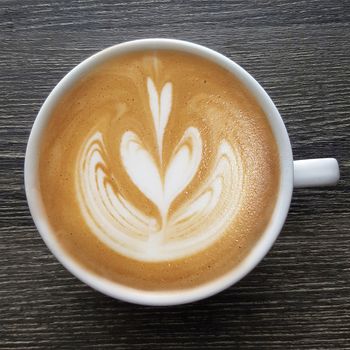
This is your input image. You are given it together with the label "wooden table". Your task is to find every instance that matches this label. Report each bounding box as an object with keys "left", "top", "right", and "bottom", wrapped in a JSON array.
[{"left": 1, "top": 1, "right": 349, "bottom": 348}]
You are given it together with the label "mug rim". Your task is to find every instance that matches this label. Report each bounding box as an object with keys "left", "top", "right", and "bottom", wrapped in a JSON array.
[{"left": 25, "top": 38, "right": 293, "bottom": 306}]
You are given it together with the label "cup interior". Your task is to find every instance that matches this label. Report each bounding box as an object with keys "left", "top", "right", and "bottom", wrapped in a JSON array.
[{"left": 25, "top": 39, "right": 294, "bottom": 305}]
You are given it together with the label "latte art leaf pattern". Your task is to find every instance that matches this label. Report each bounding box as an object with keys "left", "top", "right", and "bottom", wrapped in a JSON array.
[{"left": 76, "top": 78, "right": 244, "bottom": 261}]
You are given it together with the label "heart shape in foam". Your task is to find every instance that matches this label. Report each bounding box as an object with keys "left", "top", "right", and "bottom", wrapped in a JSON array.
[{"left": 120, "top": 127, "right": 202, "bottom": 221}]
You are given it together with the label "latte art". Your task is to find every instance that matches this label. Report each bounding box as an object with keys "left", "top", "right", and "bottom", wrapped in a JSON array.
[
  {"left": 39, "top": 50, "right": 279, "bottom": 290},
  {"left": 77, "top": 78, "right": 244, "bottom": 261}
]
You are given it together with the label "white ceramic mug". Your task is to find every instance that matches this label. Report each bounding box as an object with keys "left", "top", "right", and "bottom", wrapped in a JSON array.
[{"left": 25, "top": 39, "right": 340, "bottom": 306}]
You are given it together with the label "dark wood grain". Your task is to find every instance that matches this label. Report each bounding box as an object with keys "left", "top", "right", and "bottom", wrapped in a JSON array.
[{"left": 1, "top": 0, "right": 349, "bottom": 349}]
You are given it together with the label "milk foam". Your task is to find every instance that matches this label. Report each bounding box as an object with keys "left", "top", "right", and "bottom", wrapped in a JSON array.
[{"left": 76, "top": 78, "right": 244, "bottom": 261}]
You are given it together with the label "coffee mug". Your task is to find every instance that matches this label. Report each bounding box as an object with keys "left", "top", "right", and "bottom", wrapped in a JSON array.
[{"left": 25, "top": 39, "right": 339, "bottom": 305}]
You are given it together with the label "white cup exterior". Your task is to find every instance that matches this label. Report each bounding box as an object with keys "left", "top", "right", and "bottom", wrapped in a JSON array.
[{"left": 25, "top": 39, "right": 294, "bottom": 306}]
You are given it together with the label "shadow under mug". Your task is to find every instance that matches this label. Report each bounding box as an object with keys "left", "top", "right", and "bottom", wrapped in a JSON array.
[{"left": 25, "top": 39, "right": 340, "bottom": 306}]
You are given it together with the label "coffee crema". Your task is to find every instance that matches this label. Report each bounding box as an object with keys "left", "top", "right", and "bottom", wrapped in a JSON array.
[{"left": 39, "top": 50, "right": 279, "bottom": 290}]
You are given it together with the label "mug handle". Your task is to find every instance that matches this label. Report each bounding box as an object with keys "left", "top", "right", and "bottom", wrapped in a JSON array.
[{"left": 293, "top": 158, "right": 340, "bottom": 188}]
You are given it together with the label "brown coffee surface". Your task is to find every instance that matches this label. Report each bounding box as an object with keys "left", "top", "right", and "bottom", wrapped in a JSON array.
[{"left": 39, "top": 50, "right": 279, "bottom": 290}]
